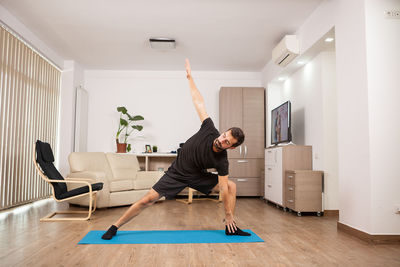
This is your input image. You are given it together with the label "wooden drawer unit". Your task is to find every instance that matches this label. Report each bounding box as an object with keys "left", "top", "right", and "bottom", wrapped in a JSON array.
[
  {"left": 229, "top": 158, "right": 264, "bottom": 178},
  {"left": 264, "top": 146, "right": 312, "bottom": 207},
  {"left": 286, "top": 172, "right": 295, "bottom": 186},
  {"left": 285, "top": 170, "right": 323, "bottom": 216},
  {"left": 230, "top": 177, "right": 261, "bottom": 196}
]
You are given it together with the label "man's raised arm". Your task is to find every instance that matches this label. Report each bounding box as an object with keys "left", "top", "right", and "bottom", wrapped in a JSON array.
[{"left": 185, "top": 58, "right": 209, "bottom": 122}]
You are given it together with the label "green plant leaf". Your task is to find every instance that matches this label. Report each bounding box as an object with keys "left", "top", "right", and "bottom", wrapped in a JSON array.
[
  {"left": 131, "top": 115, "right": 144, "bottom": 121},
  {"left": 132, "top": 125, "right": 143, "bottom": 131},
  {"left": 127, "top": 144, "right": 131, "bottom": 152},
  {"left": 120, "top": 118, "right": 128, "bottom": 126},
  {"left": 117, "top": 106, "right": 127, "bottom": 114}
]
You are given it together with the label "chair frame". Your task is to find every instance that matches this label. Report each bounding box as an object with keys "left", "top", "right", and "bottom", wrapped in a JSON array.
[{"left": 33, "top": 147, "right": 98, "bottom": 221}]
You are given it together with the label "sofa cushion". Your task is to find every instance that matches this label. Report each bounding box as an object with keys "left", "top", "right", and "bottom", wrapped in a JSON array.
[
  {"left": 69, "top": 152, "right": 111, "bottom": 173},
  {"left": 106, "top": 153, "right": 140, "bottom": 181},
  {"left": 110, "top": 179, "right": 134, "bottom": 192}
]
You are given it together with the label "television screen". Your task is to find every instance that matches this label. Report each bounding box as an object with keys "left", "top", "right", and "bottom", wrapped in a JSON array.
[{"left": 271, "top": 101, "right": 291, "bottom": 145}]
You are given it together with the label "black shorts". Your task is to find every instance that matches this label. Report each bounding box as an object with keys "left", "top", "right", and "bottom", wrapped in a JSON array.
[{"left": 152, "top": 173, "right": 219, "bottom": 200}]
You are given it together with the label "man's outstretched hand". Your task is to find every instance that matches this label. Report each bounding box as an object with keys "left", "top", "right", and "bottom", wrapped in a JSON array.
[
  {"left": 224, "top": 214, "right": 237, "bottom": 233},
  {"left": 185, "top": 58, "right": 192, "bottom": 79},
  {"left": 224, "top": 215, "right": 251, "bottom": 236}
]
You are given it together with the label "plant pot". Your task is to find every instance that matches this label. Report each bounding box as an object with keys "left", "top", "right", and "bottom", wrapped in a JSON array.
[{"left": 116, "top": 141, "right": 127, "bottom": 153}]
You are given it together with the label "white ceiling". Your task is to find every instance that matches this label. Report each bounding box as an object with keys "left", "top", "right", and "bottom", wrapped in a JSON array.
[{"left": 0, "top": 0, "right": 323, "bottom": 71}]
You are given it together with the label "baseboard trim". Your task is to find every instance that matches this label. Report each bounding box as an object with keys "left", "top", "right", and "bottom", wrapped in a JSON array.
[
  {"left": 324, "top": 210, "right": 339, "bottom": 217},
  {"left": 337, "top": 222, "right": 400, "bottom": 244}
]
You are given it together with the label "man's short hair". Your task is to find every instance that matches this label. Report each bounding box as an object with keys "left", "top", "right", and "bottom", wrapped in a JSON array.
[{"left": 228, "top": 127, "right": 245, "bottom": 147}]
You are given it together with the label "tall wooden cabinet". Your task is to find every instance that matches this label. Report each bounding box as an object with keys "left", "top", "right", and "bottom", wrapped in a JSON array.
[
  {"left": 264, "top": 146, "right": 312, "bottom": 206},
  {"left": 219, "top": 87, "right": 265, "bottom": 196}
]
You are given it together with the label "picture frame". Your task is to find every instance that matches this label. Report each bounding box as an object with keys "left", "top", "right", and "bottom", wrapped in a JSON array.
[{"left": 145, "top": 144, "right": 152, "bottom": 153}]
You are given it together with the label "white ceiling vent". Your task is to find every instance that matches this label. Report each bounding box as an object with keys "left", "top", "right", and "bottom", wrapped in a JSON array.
[
  {"left": 149, "top": 38, "right": 176, "bottom": 49},
  {"left": 272, "top": 35, "right": 299, "bottom": 67}
]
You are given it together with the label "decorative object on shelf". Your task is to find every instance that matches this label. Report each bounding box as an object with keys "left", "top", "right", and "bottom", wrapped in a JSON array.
[
  {"left": 116, "top": 106, "right": 144, "bottom": 153},
  {"left": 152, "top": 145, "right": 158, "bottom": 153},
  {"left": 145, "top": 144, "right": 152, "bottom": 153}
]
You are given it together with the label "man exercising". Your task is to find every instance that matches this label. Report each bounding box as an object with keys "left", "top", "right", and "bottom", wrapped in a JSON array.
[{"left": 102, "top": 59, "right": 250, "bottom": 240}]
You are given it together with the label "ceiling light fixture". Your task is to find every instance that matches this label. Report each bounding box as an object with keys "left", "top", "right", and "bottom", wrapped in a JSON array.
[
  {"left": 297, "top": 61, "right": 306, "bottom": 65},
  {"left": 149, "top": 38, "right": 176, "bottom": 49},
  {"left": 278, "top": 77, "right": 287, "bottom": 81},
  {"left": 325, "top": 37, "right": 334, "bottom": 42}
]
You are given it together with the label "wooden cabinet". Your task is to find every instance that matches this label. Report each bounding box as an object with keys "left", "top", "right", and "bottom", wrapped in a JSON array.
[
  {"left": 285, "top": 170, "right": 323, "bottom": 216},
  {"left": 264, "top": 145, "right": 312, "bottom": 206},
  {"left": 219, "top": 87, "right": 265, "bottom": 196}
]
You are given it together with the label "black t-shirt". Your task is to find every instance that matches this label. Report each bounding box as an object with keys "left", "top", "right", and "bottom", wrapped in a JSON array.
[{"left": 166, "top": 117, "right": 229, "bottom": 179}]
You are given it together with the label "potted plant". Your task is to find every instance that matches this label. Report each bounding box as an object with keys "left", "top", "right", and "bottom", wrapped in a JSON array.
[{"left": 116, "top": 106, "right": 144, "bottom": 153}]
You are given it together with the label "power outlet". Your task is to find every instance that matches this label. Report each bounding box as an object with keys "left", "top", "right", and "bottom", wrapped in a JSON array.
[{"left": 384, "top": 10, "right": 400, "bottom": 19}]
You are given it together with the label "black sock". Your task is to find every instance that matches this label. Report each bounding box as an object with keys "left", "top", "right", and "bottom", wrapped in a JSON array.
[
  {"left": 225, "top": 225, "right": 251, "bottom": 236},
  {"left": 101, "top": 225, "right": 118, "bottom": 240}
]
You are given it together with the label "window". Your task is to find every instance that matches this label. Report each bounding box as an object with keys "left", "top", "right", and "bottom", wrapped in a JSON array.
[{"left": 0, "top": 24, "right": 61, "bottom": 210}]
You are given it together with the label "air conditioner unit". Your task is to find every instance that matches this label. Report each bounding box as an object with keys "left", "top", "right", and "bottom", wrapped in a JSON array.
[{"left": 272, "top": 35, "right": 299, "bottom": 67}]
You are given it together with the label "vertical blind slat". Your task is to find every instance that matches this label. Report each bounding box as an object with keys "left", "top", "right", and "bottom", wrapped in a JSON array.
[
  {"left": 5, "top": 35, "right": 16, "bottom": 207},
  {"left": 0, "top": 29, "right": 6, "bottom": 207}
]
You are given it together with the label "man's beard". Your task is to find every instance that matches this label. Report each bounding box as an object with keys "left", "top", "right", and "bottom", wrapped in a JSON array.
[{"left": 213, "top": 139, "right": 224, "bottom": 151}]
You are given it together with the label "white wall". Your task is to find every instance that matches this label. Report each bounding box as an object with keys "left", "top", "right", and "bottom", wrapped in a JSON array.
[
  {"left": 0, "top": 4, "right": 63, "bottom": 68},
  {"left": 85, "top": 71, "right": 262, "bottom": 153},
  {"left": 365, "top": 0, "right": 400, "bottom": 234},
  {"left": 58, "top": 61, "right": 85, "bottom": 176},
  {"left": 320, "top": 52, "right": 338, "bottom": 212},
  {"left": 262, "top": 0, "right": 400, "bottom": 234},
  {"left": 267, "top": 52, "right": 338, "bottom": 210}
]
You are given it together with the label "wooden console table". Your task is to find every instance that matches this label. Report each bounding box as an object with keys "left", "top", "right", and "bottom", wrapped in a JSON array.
[{"left": 135, "top": 153, "right": 177, "bottom": 171}]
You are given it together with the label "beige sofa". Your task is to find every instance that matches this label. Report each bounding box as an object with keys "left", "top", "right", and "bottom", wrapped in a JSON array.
[{"left": 66, "top": 152, "right": 164, "bottom": 208}]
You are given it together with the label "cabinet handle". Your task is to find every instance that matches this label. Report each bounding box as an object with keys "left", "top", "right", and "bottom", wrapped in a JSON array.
[
  {"left": 288, "top": 187, "right": 294, "bottom": 191},
  {"left": 237, "top": 178, "right": 247, "bottom": 182},
  {"left": 267, "top": 184, "right": 272, "bottom": 187},
  {"left": 239, "top": 146, "right": 242, "bottom": 155},
  {"left": 244, "top": 145, "right": 247, "bottom": 156},
  {"left": 237, "top": 160, "right": 248, "bottom": 163},
  {"left": 288, "top": 175, "right": 293, "bottom": 179},
  {"left": 288, "top": 200, "right": 294, "bottom": 203},
  {"left": 267, "top": 167, "right": 272, "bottom": 170}
]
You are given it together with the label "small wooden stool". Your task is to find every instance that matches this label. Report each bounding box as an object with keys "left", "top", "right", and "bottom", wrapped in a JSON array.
[
  {"left": 176, "top": 188, "right": 222, "bottom": 204},
  {"left": 176, "top": 169, "right": 221, "bottom": 204}
]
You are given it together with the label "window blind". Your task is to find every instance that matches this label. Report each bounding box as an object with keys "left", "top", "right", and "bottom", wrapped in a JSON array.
[{"left": 0, "top": 25, "right": 61, "bottom": 210}]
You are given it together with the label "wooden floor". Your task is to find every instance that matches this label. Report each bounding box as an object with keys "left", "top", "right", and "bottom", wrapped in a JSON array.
[{"left": 1, "top": 198, "right": 399, "bottom": 267}]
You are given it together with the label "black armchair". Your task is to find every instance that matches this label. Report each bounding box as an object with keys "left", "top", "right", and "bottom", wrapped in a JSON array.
[{"left": 33, "top": 140, "right": 103, "bottom": 221}]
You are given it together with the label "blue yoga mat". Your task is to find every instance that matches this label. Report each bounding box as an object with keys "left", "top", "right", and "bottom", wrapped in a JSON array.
[{"left": 78, "top": 230, "right": 264, "bottom": 244}]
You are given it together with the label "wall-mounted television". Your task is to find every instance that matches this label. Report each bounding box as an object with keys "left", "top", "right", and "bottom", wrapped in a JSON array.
[{"left": 271, "top": 101, "right": 292, "bottom": 145}]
